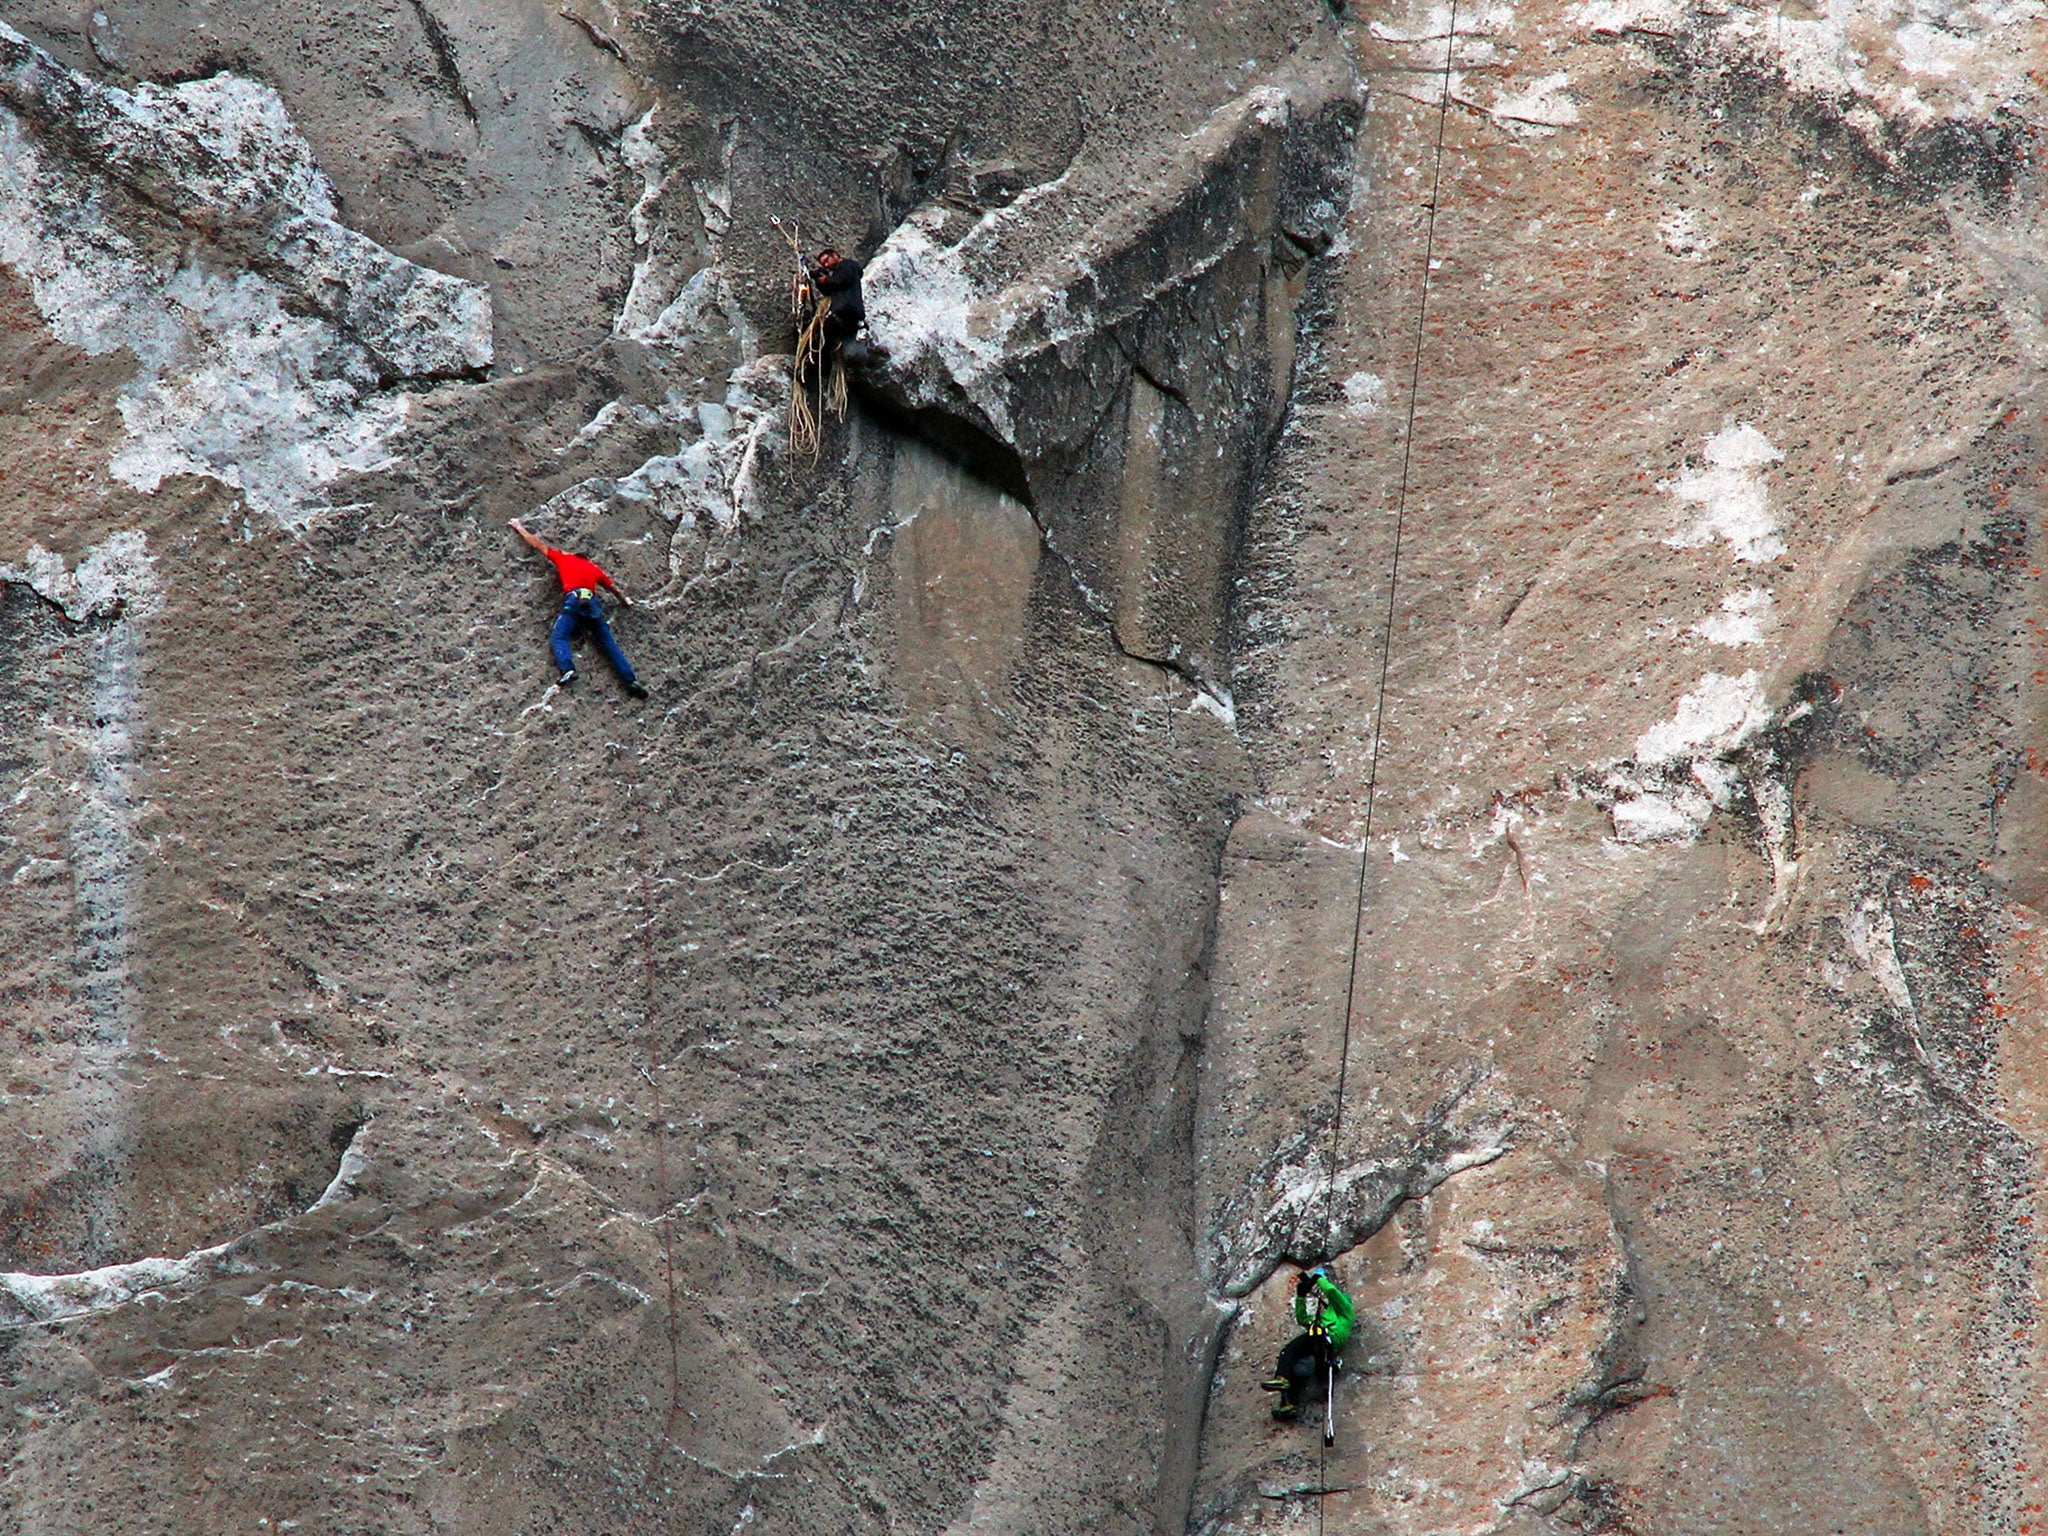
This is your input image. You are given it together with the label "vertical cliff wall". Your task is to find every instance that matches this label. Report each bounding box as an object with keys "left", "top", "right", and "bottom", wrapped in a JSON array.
[{"left": 2, "top": 0, "right": 2046, "bottom": 1532}]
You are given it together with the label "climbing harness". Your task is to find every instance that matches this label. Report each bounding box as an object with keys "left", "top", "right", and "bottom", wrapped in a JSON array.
[
  {"left": 1305, "top": 0, "right": 1461, "bottom": 1505},
  {"left": 775, "top": 217, "right": 848, "bottom": 463},
  {"left": 1304, "top": 1315, "right": 1339, "bottom": 1448}
]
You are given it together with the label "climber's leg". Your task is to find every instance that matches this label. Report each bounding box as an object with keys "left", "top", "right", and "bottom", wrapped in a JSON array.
[{"left": 549, "top": 600, "right": 579, "bottom": 678}]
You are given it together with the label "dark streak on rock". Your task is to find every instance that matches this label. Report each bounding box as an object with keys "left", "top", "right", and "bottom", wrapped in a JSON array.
[
  {"left": 406, "top": 0, "right": 479, "bottom": 129},
  {"left": 1885, "top": 454, "right": 1964, "bottom": 486},
  {"left": 1498, "top": 575, "right": 1537, "bottom": 628},
  {"left": 558, "top": 6, "right": 630, "bottom": 64},
  {"left": 570, "top": 117, "right": 623, "bottom": 159}
]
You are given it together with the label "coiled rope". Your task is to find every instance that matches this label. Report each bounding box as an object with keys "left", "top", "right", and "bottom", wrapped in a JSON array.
[{"left": 776, "top": 217, "right": 848, "bottom": 464}]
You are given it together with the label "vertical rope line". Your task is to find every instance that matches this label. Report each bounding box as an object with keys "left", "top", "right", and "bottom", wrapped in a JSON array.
[
  {"left": 629, "top": 767, "right": 686, "bottom": 1457},
  {"left": 1324, "top": 0, "right": 1460, "bottom": 1257},
  {"left": 1317, "top": 9, "right": 1458, "bottom": 1520}
]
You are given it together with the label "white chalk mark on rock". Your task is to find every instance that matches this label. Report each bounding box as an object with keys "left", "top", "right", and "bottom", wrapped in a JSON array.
[
  {"left": 1691, "top": 586, "right": 1775, "bottom": 647},
  {"left": 1603, "top": 670, "right": 1770, "bottom": 844},
  {"left": 1663, "top": 423, "right": 1786, "bottom": 563},
  {"left": 1342, "top": 369, "right": 1388, "bottom": 416}
]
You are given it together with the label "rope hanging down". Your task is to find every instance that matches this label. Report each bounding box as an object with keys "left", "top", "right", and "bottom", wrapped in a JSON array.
[
  {"left": 1313, "top": 5, "right": 1461, "bottom": 1516},
  {"left": 1322, "top": 0, "right": 1460, "bottom": 1263},
  {"left": 612, "top": 740, "right": 687, "bottom": 1476},
  {"left": 776, "top": 217, "right": 848, "bottom": 464}
]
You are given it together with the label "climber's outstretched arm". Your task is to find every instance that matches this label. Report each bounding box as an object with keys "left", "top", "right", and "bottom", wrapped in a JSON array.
[{"left": 509, "top": 518, "right": 550, "bottom": 557}]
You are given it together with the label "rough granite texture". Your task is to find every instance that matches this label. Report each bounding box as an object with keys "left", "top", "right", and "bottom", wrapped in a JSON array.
[{"left": 3, "top": 0, "right": 2047, "bottom": 1532}]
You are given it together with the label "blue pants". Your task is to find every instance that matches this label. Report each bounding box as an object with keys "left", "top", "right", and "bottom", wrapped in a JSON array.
[{"left": 549, "top": 593, "right": 637, "bottom": 683}]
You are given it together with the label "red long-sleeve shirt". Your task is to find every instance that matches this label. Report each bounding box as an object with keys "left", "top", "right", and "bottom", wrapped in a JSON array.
[{"left": 544, "top": 547, "right": 617, "bottom": 594}]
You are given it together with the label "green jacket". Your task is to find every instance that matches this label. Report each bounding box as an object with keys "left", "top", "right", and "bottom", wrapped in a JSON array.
[{"left": 1295, "top": 1272, "right": 1355, "bottom": 1352}]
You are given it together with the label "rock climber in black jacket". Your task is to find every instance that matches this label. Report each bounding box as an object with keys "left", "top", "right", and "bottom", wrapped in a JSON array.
[{"left": 806, "top": 248, "right": 865, "bottom": 350}]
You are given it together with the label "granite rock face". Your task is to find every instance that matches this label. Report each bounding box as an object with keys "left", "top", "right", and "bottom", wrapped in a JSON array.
[{"left": 2, "top": 0, "right": 2046, "bottom": 1532}]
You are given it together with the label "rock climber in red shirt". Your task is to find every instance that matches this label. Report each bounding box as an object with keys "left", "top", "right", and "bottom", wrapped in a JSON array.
[{"left": 510, "top": 518, "right": 648, "bottom": 697}]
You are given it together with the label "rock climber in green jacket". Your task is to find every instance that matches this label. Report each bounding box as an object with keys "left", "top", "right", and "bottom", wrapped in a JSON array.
[{"left": 1262, "top": 1265, "right": 1355, "bottom": 1421}]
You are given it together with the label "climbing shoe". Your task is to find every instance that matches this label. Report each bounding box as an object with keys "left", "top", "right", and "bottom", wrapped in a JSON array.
[
  {"left": 557, "top": 668, "right": 577, "bottom": 687},
  {"left": 1271, "top": 1402, "right": 1300, "bottom": 1422},
  {"left": 1259, "top": 1377, "right": 1289, "bottom": 1393},
  {"left": 625, "top": 680, "right": 649, "bottom": 699}
]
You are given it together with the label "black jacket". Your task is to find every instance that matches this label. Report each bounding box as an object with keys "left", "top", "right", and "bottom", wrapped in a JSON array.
[{"left": 812, "top": 258, "right": 865, "bottom": 322}]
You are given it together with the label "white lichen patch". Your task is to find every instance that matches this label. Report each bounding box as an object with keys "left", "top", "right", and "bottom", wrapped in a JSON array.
[
  {"left": 1603, "top": 671, "right": 1771, "bottom": 843},
  {"left": 0, "top": 529, "right": 158, "bottom": 622},
  {"left": 1841, "top": 897, "right": 1918, "bottom": 1018},
  {"left": 862, "top": 215, "right": 1016, "bottom": 437},
  {"left": 1657, "top": 205, "right": 1717, "bottom": 260},
  {"left": 1568, "top": 0, "right": 2043, "bottom": 142},
  {"left": 1636, "top": 669, "right": 1770, "bottom": 766},
  {"left": 529, "top": 359, "right": 787, "bottom": 558},
  {"left": 0, "top": 25, "right": 491, "bottom": 527},
  {"left": 615, "top": 106, "right": 678, "bottom": 337},
  {"left": 1188, "top": 683, "right": 1238, "bottom": 727},
  {"left": 1663, "top": 423, "right": 1786, "bottom": 563},
  {"left": 1691, "top": 586, "right": 1775, "bottom": 647},
  {"left": 0, "top": 1245, "right": 229, "bottom": 1325},
  {"left": 613, "top": 106, "right": 754, "bottom": 356},
  {"left": 1343, "top": 370, "right": 1388, "bottom": 416}
]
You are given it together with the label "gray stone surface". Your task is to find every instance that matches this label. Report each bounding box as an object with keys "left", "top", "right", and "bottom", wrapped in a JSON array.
[{"left": 3, "top": 0, "right": 2048, "bottom": 1532}]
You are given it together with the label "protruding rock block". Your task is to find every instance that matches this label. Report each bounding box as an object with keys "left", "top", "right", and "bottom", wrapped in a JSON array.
[{"left": 854, "top": 46, "right": 1362, "bottom": 687}]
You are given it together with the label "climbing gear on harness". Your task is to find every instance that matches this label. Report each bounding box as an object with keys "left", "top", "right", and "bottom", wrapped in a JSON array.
[{"left": 1326, "top": 1354, "right": 1342, "bottom": 1443}]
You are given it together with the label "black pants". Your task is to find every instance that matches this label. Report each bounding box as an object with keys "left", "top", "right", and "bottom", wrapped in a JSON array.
[
  {"left": 824, "top": 302, "right": 863, "bottom": 349},
  {"left": 1276, "top": 1332, "right": 1335, "bottom": 1410}
]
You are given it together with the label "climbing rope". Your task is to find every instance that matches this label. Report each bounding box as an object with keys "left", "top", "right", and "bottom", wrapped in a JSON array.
[
  {"left": 639, "top": 825, "right": 685, "bottom": 1445},
  {"left": 776, "top": 218, "right": 847, "bottom": 464},
  {"left": 1315, "top": 0, "right": 1459, "bottom": 1517},
  {"left": 617, "top": 741, "right": 688, "bottom": 1471}
]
